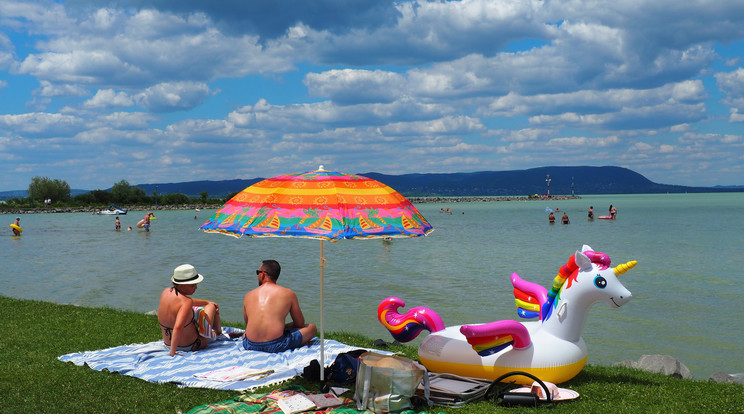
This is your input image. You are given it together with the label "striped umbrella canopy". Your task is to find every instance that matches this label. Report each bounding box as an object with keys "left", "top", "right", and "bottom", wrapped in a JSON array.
[
  {"left": 200, "top": 166, "right": 433, "bottom": 380},
  {"left": 200, "top": 166, "right": 433, "bottom": 240}
]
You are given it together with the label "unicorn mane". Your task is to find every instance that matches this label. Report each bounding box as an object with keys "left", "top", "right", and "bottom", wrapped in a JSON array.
[{"left": 543, "top": 249, "right": 611, "bottom": 320}]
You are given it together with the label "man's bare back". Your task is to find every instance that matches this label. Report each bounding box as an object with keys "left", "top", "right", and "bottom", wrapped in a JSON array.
[
  {"left": 243, "top": 283, "right": 300, "bottom": 342},
  {"left": 242, "top": 260, "right": 317, "bottom": 349}
]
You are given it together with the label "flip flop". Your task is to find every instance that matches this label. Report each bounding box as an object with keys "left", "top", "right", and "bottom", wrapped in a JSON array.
[{"left": 511, "top": 381, "right": 580, "bottom": 401}]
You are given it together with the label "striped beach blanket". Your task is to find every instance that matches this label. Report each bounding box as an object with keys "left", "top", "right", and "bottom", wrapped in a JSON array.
[{"left": 58, "top": 327, "right": 370, "bottom": 391}]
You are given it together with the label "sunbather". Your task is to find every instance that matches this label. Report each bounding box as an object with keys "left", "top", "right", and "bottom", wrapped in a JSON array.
[
  {"left": 242, "top": 260, "right": 317, "bottom": 353},
  {"left": 158, "top": 264, "right": 222, "bottom": 357}
]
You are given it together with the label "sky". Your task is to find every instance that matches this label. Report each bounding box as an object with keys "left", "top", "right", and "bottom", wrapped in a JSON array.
[{"left": 1, "top": 0, "right": 743, "bottom": 192}]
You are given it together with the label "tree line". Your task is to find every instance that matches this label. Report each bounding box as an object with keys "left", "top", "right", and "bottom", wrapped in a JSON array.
[{"left": 3, "top": 176, "right": 231, "bottom": 209}]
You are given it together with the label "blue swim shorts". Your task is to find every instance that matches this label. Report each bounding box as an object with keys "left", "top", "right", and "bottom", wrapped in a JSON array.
[{"left": 242, "top": 329, "right": 303, "bottom": 353}]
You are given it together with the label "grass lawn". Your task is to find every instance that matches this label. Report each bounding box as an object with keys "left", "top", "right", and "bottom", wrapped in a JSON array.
[{"left": 1, "top": 295, "right": 742, "bottom": 413}]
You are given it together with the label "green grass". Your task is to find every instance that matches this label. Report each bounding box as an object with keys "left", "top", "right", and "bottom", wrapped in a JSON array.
[{"left": 1, "top": 296, "right": 742, "bottom": 413}]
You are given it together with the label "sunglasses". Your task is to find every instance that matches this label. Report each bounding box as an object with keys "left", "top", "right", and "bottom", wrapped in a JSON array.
[{"left": 256, "top": 270, "right": 265, "bottom": 275}]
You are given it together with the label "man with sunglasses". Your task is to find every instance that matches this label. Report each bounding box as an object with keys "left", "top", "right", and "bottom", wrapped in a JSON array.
[{"left": 242, "top": 260, "right": 317, "bottom": 353}]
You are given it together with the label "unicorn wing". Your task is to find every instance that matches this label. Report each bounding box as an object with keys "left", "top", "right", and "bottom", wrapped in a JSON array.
[
  {"left": 511, "top": 272, "right": 549, "bottom": 320},
  {"left": 460, "top": 320, "right": 531, "bottom": 356}
]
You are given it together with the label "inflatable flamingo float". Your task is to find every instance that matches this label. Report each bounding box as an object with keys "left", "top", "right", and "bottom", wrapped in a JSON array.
[{"left": 378, "top": 245, "right": 637, "bottom": 384}]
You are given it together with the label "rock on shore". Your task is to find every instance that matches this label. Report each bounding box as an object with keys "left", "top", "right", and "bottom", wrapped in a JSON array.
[
  {"left": 615, "top": 354, "right": 692, "bottom": 379},
  {"left": 615, "top": 354, "right": 744, "bottom": 383}
]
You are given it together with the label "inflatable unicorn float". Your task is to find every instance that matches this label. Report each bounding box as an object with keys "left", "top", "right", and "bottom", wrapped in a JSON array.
[{"left": 378, "top": 245, "right": 637, "bottom": 384}]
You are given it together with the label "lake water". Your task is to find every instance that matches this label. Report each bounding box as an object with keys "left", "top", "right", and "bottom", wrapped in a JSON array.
[{"left": 3, "top": 192, "right": 743, "bottom": 378}]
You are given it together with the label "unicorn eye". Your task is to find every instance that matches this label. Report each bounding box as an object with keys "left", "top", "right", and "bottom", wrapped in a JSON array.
[{"left": 594, "top": 275, "right": 607, "bottom": 289}]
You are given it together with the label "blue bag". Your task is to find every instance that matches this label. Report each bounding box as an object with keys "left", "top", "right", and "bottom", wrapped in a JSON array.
[{"left": 328, "top": 350, "right": 365, "bottom": 384}]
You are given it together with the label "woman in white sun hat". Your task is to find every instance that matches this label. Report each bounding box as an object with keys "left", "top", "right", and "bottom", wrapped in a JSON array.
[{"left": 158, "top": 264, "right": 223, "bottom": 357}]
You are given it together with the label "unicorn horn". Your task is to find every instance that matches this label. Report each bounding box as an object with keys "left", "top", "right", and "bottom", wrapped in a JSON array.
[{"left": 614, "top": 260, "right": 638, "bottom": 276}]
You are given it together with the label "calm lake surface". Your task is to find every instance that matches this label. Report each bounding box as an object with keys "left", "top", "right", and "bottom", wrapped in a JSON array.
[{"left": 3, "top": 193, "right": 743, "bottom": 378}]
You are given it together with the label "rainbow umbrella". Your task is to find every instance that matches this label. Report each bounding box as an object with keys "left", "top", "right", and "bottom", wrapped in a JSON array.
[{"left": 200, "top": 166, "right": 433, "bottom": 379}]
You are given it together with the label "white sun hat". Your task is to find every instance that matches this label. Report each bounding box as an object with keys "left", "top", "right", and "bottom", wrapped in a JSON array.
[{"left": 171, "top": 264, "right": 204, "bottom": 284}]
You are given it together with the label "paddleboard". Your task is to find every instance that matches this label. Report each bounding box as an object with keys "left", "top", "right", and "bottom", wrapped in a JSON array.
[{"left": 10, "top": 223, "right": 23, "bottom": 234}]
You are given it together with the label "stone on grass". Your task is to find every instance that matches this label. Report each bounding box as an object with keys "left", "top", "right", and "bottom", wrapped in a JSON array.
[
  {"left": 614, "top": 354, "right": 692, "bottom": 379},
  {"left": 709, "top": 372, "right": 744, "bottom": 384}
]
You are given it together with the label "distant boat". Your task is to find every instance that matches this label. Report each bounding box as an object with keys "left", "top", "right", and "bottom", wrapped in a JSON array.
[{"left": 98, "top": 204, "right": 127, "bottom": 215}]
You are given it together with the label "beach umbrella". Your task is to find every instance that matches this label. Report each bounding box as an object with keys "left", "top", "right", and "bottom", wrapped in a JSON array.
[{"left": 200, "top": 165, "right": 433, "bottom": 380}]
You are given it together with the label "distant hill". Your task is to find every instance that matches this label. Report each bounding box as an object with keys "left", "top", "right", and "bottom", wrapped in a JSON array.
[
  {"left": 134, "top": 179, "right": 263, "bottom": 199},
  {"left": 1, "top": 166, "right": 741, "bottom": 200},
  {"left": 360, "top": 166, "right": 733, "bottom": 197},
  {"left": 124, "top": 166, "right": 744, "bottom": 197}
]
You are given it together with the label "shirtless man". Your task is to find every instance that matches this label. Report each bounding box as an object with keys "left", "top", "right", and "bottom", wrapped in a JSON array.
[
  {"left": 11, "top": 217, "right": 21, "bottom": 236},
  {"left": 242, "top": 260, "right": 317, "bottom": 353},
  {"left": 158, "top": 264, "right": 222, "bottom": 357},
  {"left": 143, "top": 212, "right": 154, "bottom": 231}
]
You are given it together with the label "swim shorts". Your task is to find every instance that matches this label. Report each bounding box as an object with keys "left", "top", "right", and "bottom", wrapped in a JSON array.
[
  {"left": 192, "top": 306, "right": 217, "bottom": 339},
  {"left": 242, "top": 329, "right": 303, "bottom": 353}
]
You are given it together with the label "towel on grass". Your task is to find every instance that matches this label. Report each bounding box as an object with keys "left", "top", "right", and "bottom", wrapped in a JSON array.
[
  {"left": 58, "top": 327, "right": 371, "bottom": 391},
  {"left": 183, "top": 385, "right": 355, "bottom": 414},
  {"left": 182, "top": 385, "right": 428, "bottom": 414}
]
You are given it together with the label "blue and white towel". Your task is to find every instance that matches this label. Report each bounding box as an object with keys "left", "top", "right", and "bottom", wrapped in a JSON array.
[{"left": 58, "top": 327, "right": 372, "bottom": 391}]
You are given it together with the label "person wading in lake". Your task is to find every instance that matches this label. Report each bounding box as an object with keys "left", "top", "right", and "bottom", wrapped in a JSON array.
[
  {"left": 158, "top": 264, "right": 222, "bottom": 357},
  {"left": 562, "top": 212, "right": 570, "bottom": 224},
  {"left": 242, "top": 260, "right": 317, "bottom": 353},
  {"left": 11, "top": 217, "right": 21, "bottom": 236}
]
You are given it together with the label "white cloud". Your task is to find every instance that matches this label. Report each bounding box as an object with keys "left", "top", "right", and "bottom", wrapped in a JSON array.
[
  {"left": 34, "top": 80, "right": 88, "bottom": 98},
  {"left": 95, "top": 112, "right": 158, "bottom": 129},
  {"left": 484, "top": 81, "right": 705, "bottom": 118},
  {"left": 84, "top": 89, "right": 134, "bottom": 108},
  {"left": 548, "top": 135, "right": 620, "bottom": 148},
  {"left": 730, "top": 108, "right": 744, "bottom": 123},
  {"left": 716, "top": 67, "right": 744, "bottom": 111},
  {"left": 379, "top": 116, "right": 485, "bottom": 136},
  {"left": 133, "top": 81, "right": 212, "bottom": 112},
  {"left": 0, "top": 32, "right": 15, "bottom": 71},
  {"left": 0, "top": 112, "right": 83, "bottom": 136},
  {"left": 304, "top": 69, "right": 406, "bottom": 104},
  {"left": 227, "top": 98, "right": 452, "bottom": 132}
]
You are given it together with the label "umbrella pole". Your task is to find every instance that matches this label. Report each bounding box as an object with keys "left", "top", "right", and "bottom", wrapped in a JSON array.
[{"left": 320, "top": 239, "right": 325, "bottom": 383}]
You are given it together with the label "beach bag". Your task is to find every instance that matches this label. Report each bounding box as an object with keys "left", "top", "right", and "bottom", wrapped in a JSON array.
[
  {"left": 328, "top": 349, "right": 366, "bottom": 384},
  {"left": 354, "top": 352, "right": 430, "bottom": 413},
  {"left": 301, "top": 349, "right": 366, "bottom": 384}
]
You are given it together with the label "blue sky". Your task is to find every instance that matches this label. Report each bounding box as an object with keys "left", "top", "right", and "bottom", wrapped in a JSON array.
[{"left": 1, "top": 0, "right": 743, "bottom": 191}]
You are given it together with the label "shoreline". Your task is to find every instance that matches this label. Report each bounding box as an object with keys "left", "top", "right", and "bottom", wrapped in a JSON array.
[
  {"left": 0, "top": 195, "right": 582, "bottom": 215},
  {"left": 409, "top": 195, "right": 580, "bottom": 203}
]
